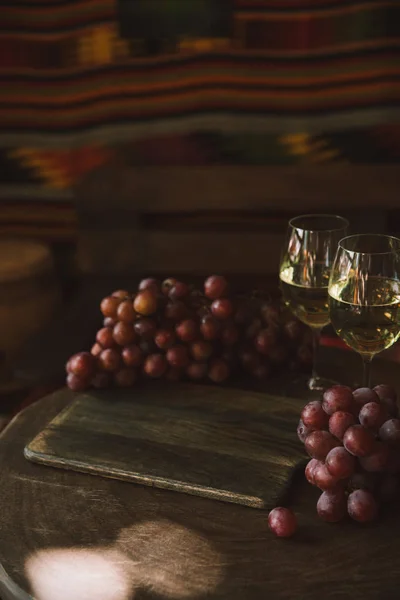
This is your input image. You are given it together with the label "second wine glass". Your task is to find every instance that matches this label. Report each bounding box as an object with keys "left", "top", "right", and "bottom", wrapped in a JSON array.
[{"left": 279, "top": 214, "right": 349, "bottom": 390}]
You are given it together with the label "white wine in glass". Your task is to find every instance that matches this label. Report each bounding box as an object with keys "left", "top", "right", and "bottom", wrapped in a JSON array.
[
  {"left": 329, "top": 234, "right": 400, "bottom": 387},
  {"left": 279, "top": 214, "right": 349, "bottom": 390}
]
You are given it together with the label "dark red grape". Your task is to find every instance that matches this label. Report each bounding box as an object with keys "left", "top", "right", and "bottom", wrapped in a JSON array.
[
  {"left": 117, "top": 300, "right": 136, "bottom": 324},
  {"left": 304, "top": 430, "right": 339, "bottom": 461},
  {"left": 283, "top": 320, "right": 303, "bottom": 342},
  {"left": 96, "top": 327, "right": 116, "bottom": 349},
  {"left": 98, "top": 348, "right": 121, "bottom": 372},
  {"left": 143, "top": 354, "right": 167, "bottom": 378},
  {"left": 349, "top": 472, "right": 378, "bottom": 493},
  {"left": 112, "top": 289, "right": 130, "bottom": 299},
  {"left": 347, "top": 489, "right": 378, "bottom": 523},
  {"left": 91, "top": 372, "right": 112, "bottom": 389},
  {"left": 221, "top": 323, "right": 239, "bottom": 346},
  {"left": 305, "top": 458, "right": 320, "bottom": 485},
  {"left": 255, "top": 329, "right": 276, "bottom": 356},
  {"left": 134, "top": 318, "right": 157, "bottom": 339},
  {"left": 161, "top": 278, "right": 178, "bottom": 296},
  {"left": 252, "top": 363, "right": 271, "bottom": 380},
  {"left": 313, "top": 462, "right": 340, "bottom": 491},
  {"left": 208, "top": 359, "right": 230, "bottom": 384},
  {"left": 378, "top": 474, "right": 400, "bottom": 503},
  {"left": 204, "top": 275, "right": 229, "bottom": 300},
  {"left": 260, "top": 303, "right": 281, "bottom": 326},
  {"left": 191, "top": 341, "right": 213, "bottom": 361},
  {"left": 133, "top": 290, "right": 158, "bottom": 316},
  {"left": 200, "top": 315, "right": 220, "bottom": 341},
  {"left": 379, "top": 419, "right": 400, "bottom": 445},
  {"left": 353, "top": 387, "right": 379, "bottom": 409},
  {"left": 326, "top": 447, "right": 356, "bottom": 479},
  {"left": 139, "top": 339, "right": 157, "bottom": 355},
  {"left": 343, "top": 425, "right": 375, "bottom": 457},
  {"left": 297, "top": 419, "right": 313, "bottom": 444},
  {"left": 114, "top": 368, "right": 137, "bottom": 387},
  {"left": 138, "top": 278, "right": 159, "bottom": 294},
  {"left": 122, "top": 344, "right": 143, "bottom": 368},
  {"left": 329, "top": 411, "right": 356, "bottom": 441},
  {"left": 67, "top": 352, "right": 96, "bottom": 379},
  {"left": 165, "top": 301, "right": 188, "bottom": 322},
  {"left": 186, "top": 362, "right": 208, "bottom": 381},
  {"left": 379, "top": 396, "right": 399, "bottom": 418},
  {"left": 245, "top": 318, "right": 263, "bottom": 339},
  {"left": 239, "top": 348, "right": 260, "bottom": 372},
  {"left": 268, "top": 345, "right": 289, "bottom": 367},
  {"left": 211, "top": 298, "right": 234, "bottom": 320},
  {"left": 165, "top": 367, "right": 182, "bottom": 381},
  {"left": 301, "top": 401, "right": 329, "bottom": 430},
  {"left": 359, "top": 442, "right": 389, "bottom": 472},
  {"left": 373, "top": 384, "right": 397, "bottom": 402},
  {"left": 91, "top": 343, "right": 103, "bottom": 357},
  {"left": 155, "top": 329, "right": 176, "bottom": 350},
  {"left": 268, "top": 507, "right": 297, "bottom": 538},
  {"left": 166, "top": 345, "right": 190, "bottom": 368},
  {"left": 234, "top": 305, "right": 253, "bottom": 326},
  {"left": 66, "top": 373, "right": 89, "bottom": 392},
  {"left": 176, "top": 319, "right": 198, "bottom": 343},
  {"left": 100, "top": 296, "right": 121, "bottom": 318},
  {"left": 168, "top": 281, "right": 190, "bottom": 300},
  {"left": 317, "top": 489, "right": 347, "bottom": 523},
  {"left": 322, "top": 385, "right": 354, "bottom": 415},
  {"left": 359, "top": 402, "right": 387, "bottom": 430},
  {"left": 113, "top": 322, "right": 136, "bottom": 346},
  {"left": 103, "top": 317, "right": 116, "bottom": 328}
]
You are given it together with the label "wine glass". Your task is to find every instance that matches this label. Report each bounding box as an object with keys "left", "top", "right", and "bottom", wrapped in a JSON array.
[
  {"left": 328, "top": 234, "right": 400, "bottom": 387},
  {"left": 279, "top": 214, "right": 349, "bottom": 390}
]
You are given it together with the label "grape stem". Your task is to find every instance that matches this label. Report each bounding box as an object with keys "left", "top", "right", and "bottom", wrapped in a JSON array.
[{"left": 361, "top": 355, "right": 373, "bottom": 388}]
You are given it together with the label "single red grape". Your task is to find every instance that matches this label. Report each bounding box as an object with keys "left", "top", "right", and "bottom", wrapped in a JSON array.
[
  {"left": 165, "top": 301, "right": 188, "bottom": 322},
  {"left": 176, "top": 319, "right": 199, "bottom": 343},
  {"left": 221, "top": 322, "right": 239, "bottom": 346},
  {"left": 139, "top": 339, "right": 157, "bottom": 355},
  {"left": 379, "top": 396, "right": 399, "bottom": 418},
  {"left": 114, "top": 368, "right": 137, "bottom": 388},
  {"left": 155, "top": 329, "right": 176, "bottom": 350},
  {"left": 143, "top": 354, "right": 167, "bottom": 378},
  {"left": 204, "top": 275, "right": 229, "bottom": 300},
  {"left": 347, "top": 489, "right": 378, "bottom": 523},
  {"left": 208, "top": 359, "right": 230, "bottom": 384},
  {"left": 255, "top": 329, "right": 276, "bottom": 356},
  {"left": 239, "top": 348, "right": 260, "bottom": 372},
  {"left": 168, "top": 281, "right": 190, "bottom": 300},
  {"left": 322, "top": 385, "right": 354, "bottom": 415},
  {"left": 113, "top": 322, "right": 136, "bottom": 346},
  {"left": 117, "top": 300, "right": 136, "bottom": 324},
  {"left": 112, "top": 290, "right": 130, "bottom": 299},
  {"left": 329, "top": 411, "right": 356, "bottom": 441},
  {"left": 91, "top": 372, "right": 112, "bottom": 389},
  {"left": 100, "top": 296, "right": 121, "bottom": 318},
  {"left": 161, "top": 278, "right": 178, "bottom": 296},
  {"left": 325, "top": 447, "right": 356, "bottom": 479},
  {"left": 313, "top": 462, "right": 340, "bottom": 491},
  {"left": 66, "top": 373, "right": 89, "bottom": 392},
  {"left": 359, "top": 442, "right": 389, "bottom": 472},
  {"left": 91, "top": 343, "right": 103, "bottom": 357},
  {"left": 268, "top": 345, "right": 289, "bottom": 366},
  {"left": 186, "top": 362, "right": 208, "bottom": 381},
  {"left": 133, "top": 290, "right": 158, "bottom": 316},
  {"left": 373, "top": 384, "right": 397, "bottom": 402},
  {"left": 268, "top": 507, "right": 297, "bottom": 538},
  {"left": 96, "top": 327, "right": 116, "bottom": 349},
  {"left": 245, "top": 318, "right": 262, "bottom": 339},
  {"left": 200, "top": 315, "right": 220, "bottom": 341},
  {"left": 297, "top": 419, "right": 313, "bottom": 444},
  {"left": 166, "top": 345, "right": 190, "bottom": 368},
  {"left": 190, "top": 341, "right": 213, "bottom": 361},
  {"left": 122, "top": 344, "right": 143, "bottom": 368},
  {"left": 353, "top": 387, "right": 379, "bottom": 409},
  {"left": 67, "top": 352, "right": 96, "bottom": 379},
  {"left": 359, "top": 402, "right": 387, "bottom": 430},
  {"left": 343, "top": 425, "right": 375, "bottom": 457},
  {"left": 98, "top": 348, "right": 121, "bottom": 372},
  {"left": 283, "top": 320, "right": 303, "bottom": 342},
  {"left": 234, "top": 305, "right": 253, "bottom": 326},
  {"left": 138, "top": 278, "right": 159, "bottom": 294},
  {"left": 317, "top": 489, "right": 347, "bottom": 523},
  {"left": 134, "top": 318, "right": 157, "bottom": 339},
  {"left": 260, "top": 304, "right": 281, "bottom": 326},
  {"left": 379, "top": 419, "right": 400, "bottom": 445},
  {"left": 103, "top": 317, "right": 116, "bottom": 328},
  {"left": 211, "top": 298, "right": 234, "bottom": 320},
  {"left": 305, "top": 458, "right": 320, "bottom": 485},
  {"left": 304, "top": 430, "right": 339, "bottom": 461},
  {"left": 301, "top": 401, "right": 329, "bottom": 430}
]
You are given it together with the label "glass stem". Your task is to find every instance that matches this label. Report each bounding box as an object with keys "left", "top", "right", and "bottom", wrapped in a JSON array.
[
  {"left": 311, "top": 328, "right": 322, "bottom": 382},
  {"left": 361, "top": 355, "right": 373, "bottom": 388}
]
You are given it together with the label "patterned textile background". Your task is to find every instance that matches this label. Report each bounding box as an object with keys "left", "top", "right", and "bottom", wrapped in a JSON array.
[{"left": 0, "top": 0, "right": 399, "bottom": 241}]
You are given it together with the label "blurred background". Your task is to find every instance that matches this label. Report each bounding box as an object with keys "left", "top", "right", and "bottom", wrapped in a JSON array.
[{"left": 0, "top": 0, "right": 399, "bottom": 413}]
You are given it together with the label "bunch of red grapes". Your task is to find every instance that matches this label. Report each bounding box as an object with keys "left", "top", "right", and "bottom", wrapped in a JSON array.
[
  {"left": 299, "top": 384, "right": 400, "bottom": 524},
  {"left": 66, "top": 275, "right": 313, "bottom": 392}
]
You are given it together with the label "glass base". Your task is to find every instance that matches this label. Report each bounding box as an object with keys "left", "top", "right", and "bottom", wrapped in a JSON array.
[{"left": 308, "top": 375, "right": 337, "bottom": 392}]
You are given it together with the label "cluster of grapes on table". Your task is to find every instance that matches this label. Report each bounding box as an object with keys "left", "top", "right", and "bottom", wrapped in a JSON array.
[{"left": 66, "top": 276, "right": 313, "bottom": 392}]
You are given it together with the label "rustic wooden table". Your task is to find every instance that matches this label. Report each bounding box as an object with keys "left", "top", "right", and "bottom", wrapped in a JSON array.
[{"left": 0, "top": 348, "right": 399, "bottom": 600}]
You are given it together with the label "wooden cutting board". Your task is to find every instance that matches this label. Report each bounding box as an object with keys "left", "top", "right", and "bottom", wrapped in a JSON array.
[{"left": 24, "top": 383, "right": 307, "bottom": 509}]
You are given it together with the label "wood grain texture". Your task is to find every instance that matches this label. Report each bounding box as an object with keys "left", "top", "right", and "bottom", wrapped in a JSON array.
[
  {"left": 1, "top": 358, "right": 400, "bottom": 600},
  {"left": 25, "top": 383, "right": 306, "bottom": 509}
]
